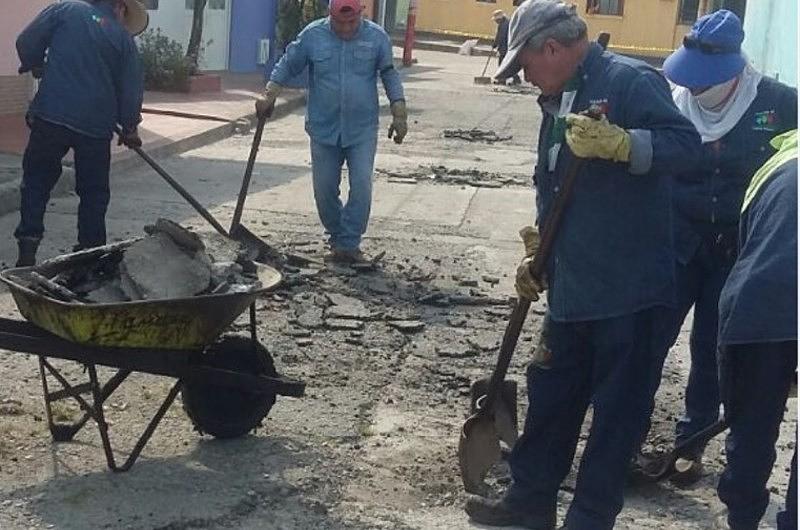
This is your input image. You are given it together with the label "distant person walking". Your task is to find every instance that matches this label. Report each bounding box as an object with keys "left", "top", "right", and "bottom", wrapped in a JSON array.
[{"left": 492, "top": 10, "right": 521, "bottom": 85}]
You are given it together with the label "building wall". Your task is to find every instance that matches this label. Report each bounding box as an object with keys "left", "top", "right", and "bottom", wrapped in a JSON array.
[
  {"left": 415, "top": 0, "right": 694, "bottom": 58},
  {"left": 743, "top": 0, "right": 797, "bottom": 86},
  {"left": 145, "top": 0, "right": 231, "bottom": 70},
  {"left": 0, "top": 0, "right": 52, "bottom": 114},
  {"left": 230, "top": 0, "right": 278, "bottom": 73}
]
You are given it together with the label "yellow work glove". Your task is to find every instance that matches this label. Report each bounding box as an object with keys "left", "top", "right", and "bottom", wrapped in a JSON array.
[
  {"left": 565, "top": 113, "right": 631, "bottom": 163},
  {"left": 515, "top": 226, "right": 546, "bottom": 302},
  {"left": 255, "top": 82, "right": 284, "bottom": 118},
  {"left": 388, "top": 101, "right": 408, "bottom": 144}
]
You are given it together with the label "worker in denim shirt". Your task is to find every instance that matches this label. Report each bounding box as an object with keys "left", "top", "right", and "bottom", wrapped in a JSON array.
[
  {"left": 256, "top": 0, "right": 407, "bottom": 264},
  {"left": 464, "top": 2, "right": 700, "bottom": 529},
  {"left": 14, "top": 0, "right": 147, "bottom": 267},
  {"left": 637, "top": 10, "right": 797, "bottom": 487}
]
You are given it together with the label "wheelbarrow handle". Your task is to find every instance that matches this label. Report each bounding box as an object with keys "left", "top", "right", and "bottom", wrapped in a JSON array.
[{"left": 114, "top": 126, "right": 230, "bottom": 238}]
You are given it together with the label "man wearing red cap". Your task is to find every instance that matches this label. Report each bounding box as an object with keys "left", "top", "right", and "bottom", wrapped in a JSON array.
[{"left": 256, "top": 0, "right": 407, "bottom": 263}]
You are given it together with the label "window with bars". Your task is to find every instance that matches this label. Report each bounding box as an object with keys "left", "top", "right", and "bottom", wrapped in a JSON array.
[{"left": 586, "top": 0, "right": 623, "bottom": 16}]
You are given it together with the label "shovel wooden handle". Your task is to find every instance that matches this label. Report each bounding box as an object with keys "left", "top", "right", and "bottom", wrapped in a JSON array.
[
  {"left": 482, "top": 156, "right": 585, "bottom": 410},
  {"left": 231, "top": 114, "right": 267, "bottom": 233},
  {"left": 479, "top": 51, "right": 494, "bottom": 78}
]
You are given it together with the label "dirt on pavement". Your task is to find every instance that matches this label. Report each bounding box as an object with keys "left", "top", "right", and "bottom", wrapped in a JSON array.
[{"left": 0, "top": 48, "right": 794, "bottom": 530}]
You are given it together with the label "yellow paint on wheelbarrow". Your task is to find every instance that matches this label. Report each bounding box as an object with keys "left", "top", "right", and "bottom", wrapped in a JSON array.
[{"left": 0, "top": 245, "right": 282, "bottom": 350}]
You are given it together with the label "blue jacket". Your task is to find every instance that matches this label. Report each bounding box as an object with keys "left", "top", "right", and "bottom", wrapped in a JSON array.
[
  {"left": 16, "top": 0, "right": 143, "bottom": 140},
  {"left": 673, "top": 77, "right": 797, "bottom": 264},
  {"left": 718, "top": 157, "right": 797, "bottom": 346},
  {"left": 535, "top": 43, "right": 701, "bottom": 322},
  {"left": 270, "top": 18, "right": 405, "bottom": 147}
]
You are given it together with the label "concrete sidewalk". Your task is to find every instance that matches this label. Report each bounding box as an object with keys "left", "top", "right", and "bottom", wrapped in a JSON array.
[{"left": 0, "top": 72, "right": 306, "bottom": 217}]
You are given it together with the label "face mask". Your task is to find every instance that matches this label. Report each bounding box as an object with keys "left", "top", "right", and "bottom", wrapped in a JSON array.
[{"left": 694, "top": 75, "right": 739, "bottom": 111}]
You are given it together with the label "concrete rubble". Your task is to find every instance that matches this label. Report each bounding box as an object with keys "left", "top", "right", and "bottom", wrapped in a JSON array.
[
  {"left": 377, "top": 165, "right": 530, "bottom": 188},
  {"left": 29, "top": 218, "right": 263, "bottom": 303},
  {"left": 443, "top": 128, "right": 513, "bottom": 143}
]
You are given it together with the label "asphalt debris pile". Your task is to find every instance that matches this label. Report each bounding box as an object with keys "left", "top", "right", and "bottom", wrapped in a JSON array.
[
  {"left": 377, "top": 165, "right": 530, "bottom": 188},
  {"left": 443, "top": 128, "right": 512, "bottom": 144},
  {"left": 25, "top": 219, "right": 263, "bottom": 303}
]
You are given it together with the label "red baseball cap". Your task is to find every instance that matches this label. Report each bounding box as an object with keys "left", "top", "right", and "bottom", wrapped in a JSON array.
[{"left": 330, "top": 0, "right": 363, "bottom": 21}]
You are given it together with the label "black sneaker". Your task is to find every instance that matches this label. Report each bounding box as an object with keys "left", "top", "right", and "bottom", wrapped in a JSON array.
[{"left": 465, "top": 495, "right": 556, "bottom": 529}]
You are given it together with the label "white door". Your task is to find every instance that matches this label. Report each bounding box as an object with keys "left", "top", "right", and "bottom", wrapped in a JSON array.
[{"left": 184, "top": 0, "right": 231, "bottom": 71}]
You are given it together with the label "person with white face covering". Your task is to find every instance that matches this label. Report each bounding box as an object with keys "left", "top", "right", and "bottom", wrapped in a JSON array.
[{"left": 638, "top": 9, "right": 797, "bottom": 487}]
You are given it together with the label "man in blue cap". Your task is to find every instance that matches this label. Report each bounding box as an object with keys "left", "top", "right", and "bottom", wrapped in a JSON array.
[
  {"left": 716, "top": 129, "right": 797, "bottom": 530},
  {"left": 464, "top": 1, "right": 701, "bottom": 528},
  {"left": 639, "top": 9, "right": 797, "bottom": 486},
  {"left": 14, "top": 0, "right": 147, "bottom": 266}
]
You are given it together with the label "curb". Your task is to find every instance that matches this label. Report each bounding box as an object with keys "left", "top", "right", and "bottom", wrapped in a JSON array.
[
  {"left": 391, "top": 36, "right": 495, "bottom": 57},
  {"left": 0, "top": 93, "right": 306, "bottom": 218}
]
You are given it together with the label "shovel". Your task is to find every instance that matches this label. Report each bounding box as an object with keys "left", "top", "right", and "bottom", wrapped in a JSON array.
[
  {"left": 639, "top": 418, "right": 729, "bottom": 482},
  {"left": 473, "top": 52, "right": 495, "bottom": 85},
  {"left": 118, "top": 124, "right": 313, "bottom": 267},
  {"left": 458, "top": 156, "right": 585, "bottom": 494}
]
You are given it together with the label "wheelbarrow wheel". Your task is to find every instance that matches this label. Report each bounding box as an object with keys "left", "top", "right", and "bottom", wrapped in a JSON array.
[{"left": 182, "top": 334, "right": 277, "bottom": 439}]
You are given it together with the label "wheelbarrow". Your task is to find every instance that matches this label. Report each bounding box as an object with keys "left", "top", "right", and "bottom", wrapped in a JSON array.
[{"left": 0, "top": 243, "right": 305, "bottom": 472}]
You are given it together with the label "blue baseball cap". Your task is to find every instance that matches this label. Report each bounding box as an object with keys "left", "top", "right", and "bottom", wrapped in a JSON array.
[{"left": 663, "top": 10, "right": 746, "bottom": 89}]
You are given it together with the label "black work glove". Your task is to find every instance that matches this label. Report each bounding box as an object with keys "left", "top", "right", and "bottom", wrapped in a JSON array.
[{"left": 117, "top": 129, "right": 142, "bottom": 149}]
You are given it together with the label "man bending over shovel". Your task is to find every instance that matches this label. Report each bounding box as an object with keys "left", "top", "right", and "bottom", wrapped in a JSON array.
[
  {"left": 256, "top": 0, "right": 407, "bottom": 264},
  {"left": 464, "top": 1, "right": 700, "bottom": 529},
  {"left": 14, "top": 0, "right": 146, "bottom": 266}
]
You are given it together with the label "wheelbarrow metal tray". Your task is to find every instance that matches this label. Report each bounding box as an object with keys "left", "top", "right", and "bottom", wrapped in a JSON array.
[{"left": 0, "top": 245, "right": 282, "bottom": 350}]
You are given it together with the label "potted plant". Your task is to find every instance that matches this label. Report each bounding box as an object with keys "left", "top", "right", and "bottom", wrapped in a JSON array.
[{"left": 272, "top": 0, "right": 328, "bottom": 88}]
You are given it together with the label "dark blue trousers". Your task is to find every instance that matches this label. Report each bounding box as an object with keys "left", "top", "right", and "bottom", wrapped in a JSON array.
[
  {"left": 648, "top": 237, "right": 735, "bottom": 452},
  {"left": 15, "top": 117, "right": 111, "bottom": 248},
  {"left": 507, "top": 308, "right": 662, "bottom": 530},
  {"left": 718, "top": 342, "right": 797, "bottom": 530}
]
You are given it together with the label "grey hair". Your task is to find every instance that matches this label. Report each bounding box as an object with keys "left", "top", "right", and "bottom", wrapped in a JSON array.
[{"left": 524, "top": 10, "right": 588, "bottom": 51}]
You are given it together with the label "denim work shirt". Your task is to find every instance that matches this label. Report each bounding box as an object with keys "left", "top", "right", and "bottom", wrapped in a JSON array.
[
  {"left": 672, "top": 77, "right": 797, "bottom": 264},
  {"left": 16, "top": 1, "right": 144, "bottom": 140},
  {"left": 270, "top": 18, "right": 405, "bottom": 147},
  {"left": 718, "top": 156, "right": 797, "bottom": 346},
  {"left": 534, "top": 43, "right": 702, "bottom": 323}
]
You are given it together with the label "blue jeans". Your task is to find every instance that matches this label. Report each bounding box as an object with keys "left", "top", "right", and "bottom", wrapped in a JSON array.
[
  {"left": 718, "top": 342, "right": 797, "bottom": 530},
  {"left": 310, "top": 136, "right": 377, "bottom": 251},
  {"left": 15, "top": 117, "right": 111, "bottom": 248},
  {"left": 645, "top": 236, "right": 735, "bottom": 453},
  {"left": 507, "top": 308, "right": 663, "bottom": 530}
]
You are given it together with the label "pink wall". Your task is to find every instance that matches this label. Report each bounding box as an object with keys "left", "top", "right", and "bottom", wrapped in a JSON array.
[{"left": 0, "top": 1, "right": 53, "bottom": 76}]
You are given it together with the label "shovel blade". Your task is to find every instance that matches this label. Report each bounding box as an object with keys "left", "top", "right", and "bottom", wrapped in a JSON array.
[
  {"left": 458, "top": 413, "right": 502, "bottom": 494},
  {"left": 474, "top": 77, "right": 492, "bottom": 85},
  {"left": 230, "top": 224, "right": 317, "bottom": 267},
  {"left": 469, "top": 378, "right": 518, "bottom": 447}
]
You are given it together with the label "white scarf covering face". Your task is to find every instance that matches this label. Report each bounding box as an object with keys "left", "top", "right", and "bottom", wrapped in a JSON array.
[{"left": 672, "top": 63, "right": 763, "bottom": 143}]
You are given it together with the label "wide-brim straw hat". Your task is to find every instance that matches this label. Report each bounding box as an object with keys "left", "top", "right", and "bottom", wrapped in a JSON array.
[{"left": 123, "top": 0, "right": 149, "bottom": 36}]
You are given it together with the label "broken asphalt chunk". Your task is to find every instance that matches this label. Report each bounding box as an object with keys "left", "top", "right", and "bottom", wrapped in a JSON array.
[{"left": 387, "top": 320, "right": 426, "bottom": 333}]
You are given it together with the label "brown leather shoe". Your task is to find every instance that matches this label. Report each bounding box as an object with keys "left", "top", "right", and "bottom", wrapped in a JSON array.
[
  {"left": 324, "top": 247, "right": 367, "bottom": 264},
  {"left": 465, "top": 495, "right": 556, "bottom": 529}
]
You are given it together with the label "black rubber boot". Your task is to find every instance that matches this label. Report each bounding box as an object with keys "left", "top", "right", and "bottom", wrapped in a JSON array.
[
  {"left": 465, "top": 495, "right": 556, "bottom": 529},
  {"left": 15, "top": 238, "right": 39, "bottom": 267}
]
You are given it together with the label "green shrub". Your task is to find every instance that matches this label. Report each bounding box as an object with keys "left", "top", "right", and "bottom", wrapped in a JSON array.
[{"left": 137, "top": 29, "right": 191, "bottom": 91}]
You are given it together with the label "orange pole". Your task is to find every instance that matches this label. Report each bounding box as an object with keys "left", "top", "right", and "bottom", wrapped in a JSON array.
[{"left": 402, "top": 0, "right": 417, "bottom": 66}]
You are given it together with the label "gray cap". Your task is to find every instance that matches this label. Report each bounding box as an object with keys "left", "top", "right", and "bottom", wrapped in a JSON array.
[{"left": 495, "top": 0, "right": 578, "bottom": 80}]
